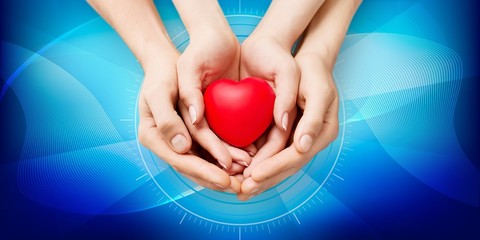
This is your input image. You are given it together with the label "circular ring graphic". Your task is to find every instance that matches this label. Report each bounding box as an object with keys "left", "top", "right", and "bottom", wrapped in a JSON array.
[{"left": 137, "top": 13, "right": 346, "bottom": 226}]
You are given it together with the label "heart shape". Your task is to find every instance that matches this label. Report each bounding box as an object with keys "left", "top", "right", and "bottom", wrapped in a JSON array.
[{"left": 204, "top": 77, "right": 275, "bottom": 147}]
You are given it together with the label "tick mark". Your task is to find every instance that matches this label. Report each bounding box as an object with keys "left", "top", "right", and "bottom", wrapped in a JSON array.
[{"left": 179, "top": 213, "right": 187, "bottom": 224}]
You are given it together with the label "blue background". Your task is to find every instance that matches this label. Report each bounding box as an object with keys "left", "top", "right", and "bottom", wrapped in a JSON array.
[{"left": 1, "top": 0, "right": 479, "bottom": 239}]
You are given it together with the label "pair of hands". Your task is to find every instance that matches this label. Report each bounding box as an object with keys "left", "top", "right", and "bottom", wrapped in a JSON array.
[
  {"left": 87, "top": 0, "right": 360, "bottom": 201},
  {"left": 138, "top": 29, "right": 339, "bottom": 200}
]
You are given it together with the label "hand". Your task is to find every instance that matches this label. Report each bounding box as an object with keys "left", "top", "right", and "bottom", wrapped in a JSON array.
[
  {"left": 176, "top": 29, "right": 254, "bottom": 172},
  {"left": 237, "top": 0, "right": 361, "bottom": 200},
  {"left": 240, "top": 34, "right": 299, "bottom": 178},
  {"left": 238, "top": 53, "right": 339, "bottom": 200},
  {"left": 137, "top": 53, "right": 240, "bottom": 192},
  {"left": 87, "top": 0, "right": 253, "bottom": 193}
]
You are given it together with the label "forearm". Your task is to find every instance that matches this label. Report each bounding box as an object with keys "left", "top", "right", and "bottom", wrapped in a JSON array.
[
  {"left": 87, "top": 0, "right": 178, "bottom": 70},
  {"left": 252, "top": 0, "right": 325, "bottom": 49},
  {"left": 172, "top": 0, "right": 234, "bottom": 39},
  {"left": 297, "top": 0, "right": 362, "bottom": 68}
]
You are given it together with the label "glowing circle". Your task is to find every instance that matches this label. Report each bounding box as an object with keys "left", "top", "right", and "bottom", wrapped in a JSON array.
[{"left": 137, "top": 13, "right": 346, "bottom": 226}]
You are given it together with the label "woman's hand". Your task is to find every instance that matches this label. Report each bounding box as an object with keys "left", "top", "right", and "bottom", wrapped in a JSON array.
[
  {"left": 176, "top": 30, "right": 245, "bottom": 171},
  {"left": 173, "top": 0, "right": 253, "bottom": 172},
  {"left": 88, "top": 0, "right": 249, "bottom": 193}
]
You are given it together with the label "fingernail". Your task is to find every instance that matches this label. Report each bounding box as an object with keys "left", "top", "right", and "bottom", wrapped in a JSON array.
[
  {"left": 171, "top": 134, "right": 188, "bottom": 153},
  {"left": 241, "top": 161, "right": 249, "bottom": 167},
  {"left": 247, "top": 151, "right": 255, "bottom": 157},
  {"left": 189, "top": 105, "right": 197, "bottom": 125},
  {"left": 219, "top": 162, "right": 228, "bottom": 170},
  {"left": 299, "top": 134, "right": 314, "bottom": 152},
  {"left": 281, "top": 112, "right": 288, "bottom": 131}
]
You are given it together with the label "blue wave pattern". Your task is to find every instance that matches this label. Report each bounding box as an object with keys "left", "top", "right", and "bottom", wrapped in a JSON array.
[
  {"left": 337, "top": 33, "right": 478, "bottom": 206},
  {"left": 1, "top": 0, "right": 479, "bottom": 237},
  {"left": 1, "top": 19, "right": 156, "bottom": 214}
]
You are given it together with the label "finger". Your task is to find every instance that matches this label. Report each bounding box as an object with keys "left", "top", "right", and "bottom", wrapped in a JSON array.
[
  {"left": 252, "top": 101, "right": 339, "bottom": 183},
  {"left": 243, "top": 126, "right": 285, "bottom": 178},
  {"left": 179, "top": 102, "right": 233, "bottom": 170},
  {"left": 293, "top": 86, "right": 334, "bottom": 153},
  {"left": 226, "top": 162, "right": 245, "bottom": 176},
  {"left": 272, "top": 59, "right": 299, "bottom": 132},
  {"left": 293, "top": 58, "right": 337, "bottom": 153},
  {"left": 250, "top": 146, "right": 301, "bottom": 182},
  {"left": 239, "top": 180, "right": 262, "bottom": 200},
  {"left": 190, "top": 175, "right": 241, "bottom": 194},
  {"left": 139, "top": 126, "right": 230, "bottom": 189},
  {"left": 234, "top": 174, "right": 245, "bottom": 182},
  {"left": 239, "top": 166, "right": 298, "bottom": 200},
  {"left": 225, "top": 144, "right": 252, "bottom": 167},
  {"left": 242, "top": 144, "right": 258, "bottom": 157},
  {"left": 187, "top": 175, "right": 230, "bottom": 192},
  {"left": 177, "top": 59, "right": 204, "bottom": 125},
  {"left": 142, "top": 88, "right": 192, "bottom": 154},
  {"left": 316, "top": 96, "right": 340, "bottom": 144},
  {"left": 238, "top": 177, "right": 259, "bottom": 201},
  {"left": 229, "top": 176, "right": 242, "bottom": 193},
  {"left": 138, "top": 89, "right": 156, "bottom": 130},
  {"left": 175, "top": 154, "right": 231, "bottom": 189},
  {"left": 243, "top": 109, "right": 296, "bottom": 178}
]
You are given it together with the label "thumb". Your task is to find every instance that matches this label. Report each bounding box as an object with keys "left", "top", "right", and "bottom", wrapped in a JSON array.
[
  {"left": 293, "top": 87, "right": 334, "bottom": 153},
  {"left": 177, "top": 62, "right": 205, "bottom": 125},
  {"left": 273, "top": 61, "right": 299, "bottom": 132},
  {"left": 147, "top": 91, "right": 192, "bottom": 154}
]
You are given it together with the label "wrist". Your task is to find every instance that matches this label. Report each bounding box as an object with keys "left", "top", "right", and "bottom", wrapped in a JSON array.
[
  {"left": 295, "top": 43, "right": 336, "bottom": 70},
  {"left": 295, "top": 50, "right": 333, "bottom": 71},
  {"left": 189, "top": 26, "right": 239, "bottom": 55},
  {"left": 141, "top": 45, "right": 179, "bottom": 74},
  {"left": 249, "top": 28, "right": 296, "bottom": 51},
  {"left": 250, "top": 0, "right": 324, "bottom": 49},
  {"left": 189, "top": 22, "right": 237, "bottom": 43},
  {"left": 174, "top": 0, "right": 234, "bottom": 43}
]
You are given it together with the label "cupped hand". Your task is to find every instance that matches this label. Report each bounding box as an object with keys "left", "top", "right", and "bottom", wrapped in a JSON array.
[
  {"left": 238, "top": 53, "right": 339, "bottom": 200},
  {"left": 137, "top": 53, "right": 241, "bottom": 193},
  {"left": 240, "top": 34, "right": 300, "bottom": 178},
  {"left": 177, "top": 28, "right": 254, "bottom": 171}
]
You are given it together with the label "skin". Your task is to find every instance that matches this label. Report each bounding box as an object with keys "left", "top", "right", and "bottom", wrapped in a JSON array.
[
  {"left": 240, "top": 0, "right": 326, "bottom": 170},
  {"left": 238, "top": 0, "right": 363, "bottom": 200},
  {"left": 173, "top": 0, "right": 250, "bottom": 171},
  {"left": 87, "top": 0, "right": 247, "bottom": 193},
  {"left": 173, "top": 0, "right": 257, "bottom": 180},
  {"left": 88, "top": 0, "right": 362, "bottom": 199}
]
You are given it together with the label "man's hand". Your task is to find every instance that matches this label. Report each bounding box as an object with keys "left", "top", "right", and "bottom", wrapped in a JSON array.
[
  {"left": 138, "top": 54, "right": 242, "bottom": 192},
  {"left": 238, "top": 0, "right": 324, "bottom": 178},
  {"left": 238, "top": 53, "right": 339, "bottom": 200},
  {"left": 240, "top": 34, "right": 299, "bottom": 178},
  {"left": 237, "top": 0, "right": 362, "bottom": 200},
  {"left": 88, "top": 0, "right": 246, "bottom": 193}
]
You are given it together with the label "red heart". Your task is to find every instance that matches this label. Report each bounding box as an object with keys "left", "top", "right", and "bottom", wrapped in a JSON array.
[{"left": 204, "top": 77, "right": 275, "bottom": 147}]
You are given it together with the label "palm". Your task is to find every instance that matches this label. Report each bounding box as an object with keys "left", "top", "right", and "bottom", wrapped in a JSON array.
[{"left": 178, "top": 33, "right": 240, "bottom": 88}]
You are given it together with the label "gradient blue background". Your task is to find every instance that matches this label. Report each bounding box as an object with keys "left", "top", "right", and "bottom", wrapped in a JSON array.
[{"left": 1, "top": 0, "right": 479, "bottom": 239}]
